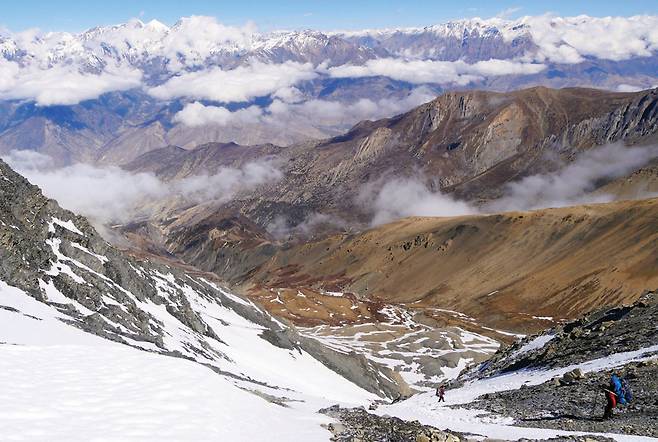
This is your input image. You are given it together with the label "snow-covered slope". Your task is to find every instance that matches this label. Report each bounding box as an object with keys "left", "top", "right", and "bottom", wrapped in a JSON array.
[
  {"left": 0, "top": 280, "right": 374, "bottom": 441},
  {"left": 302, "top": 305, "right": 500, "bottom": 390},
  {"left": 0, "top": 158, "right": 412, "bottom": 440}
]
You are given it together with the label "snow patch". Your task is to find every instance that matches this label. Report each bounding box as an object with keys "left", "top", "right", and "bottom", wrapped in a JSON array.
[
  {"left": 71, "top": 242, "right": 109, "bottom": 263},
  {"left": 510, "top": 334, "right": 556, "bottom": 359},
  {"left": 48, "top": 217, "right": 85, "bottom": 236}
]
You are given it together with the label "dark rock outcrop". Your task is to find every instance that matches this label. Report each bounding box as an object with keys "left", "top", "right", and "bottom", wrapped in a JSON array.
[{"left": 321, "top": 405, "right": 461, "bottom": 442}]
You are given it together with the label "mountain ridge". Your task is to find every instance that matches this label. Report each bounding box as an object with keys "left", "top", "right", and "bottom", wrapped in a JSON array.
[{"left": 0, "top": 157, "right": 407, "bottom": 398}]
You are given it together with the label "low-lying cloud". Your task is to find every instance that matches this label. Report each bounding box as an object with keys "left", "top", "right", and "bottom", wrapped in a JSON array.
[
  {"left": 363, "top": 143, "right": 658, "bottom": 226},
  {"left": 327, "top": 58, "right": 546, "bottom": 85},
  {"left": 173, "top": 87, "right": 437, "bottom": 131},
  {"left": 0, "top": 61, "right": 142, "bottom": 106},
  {"left": 174, "top": 102, "right": 264, "bottom": 127},
  {"left": 266, "top": 213, "right": 348, "bottom": 240},
  {"left": 362, "top": 176, "right": 477, "bottom": 226},
  {"left": 485, "top": 143, "right": 658, "bottom": 212},
  {"left": 148, "top": 61, "right": 318, "bottom": 103},
  {"left": 3, "top": 150, "right": 281, "bottom": 228}
]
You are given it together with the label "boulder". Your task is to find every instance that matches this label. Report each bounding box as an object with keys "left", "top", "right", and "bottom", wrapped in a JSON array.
[{"left": 561, "top": 368, "right": 585, "bottom": 384}]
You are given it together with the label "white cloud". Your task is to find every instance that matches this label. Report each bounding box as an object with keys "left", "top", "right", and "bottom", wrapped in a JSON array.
[
  {"left": 0, "top": 60, "right": 20, "bottom": 90},
  {"left": 4, "top": 151, "right": 166, "bottom": 223},
  {"left": 266, "top": 212, "right": 348, "bottom": 239},
  {"left": 2, "top": 150, "right": 281, "bottom": 228},
  {"left": 327, "top": 58, "right": 545, "bottom": 85},
  {"left": 148, "top": 61, "right": 317, "bottom": 102},
  {"left": 269, "top": 87, "right": 436, "bottom": 126},
  {"left": 359, "top": 144, "right": 658, "bottom": 226},
  {"left": 518, "top": 15, "right": 658, "bottom": 64},
  {"left": 172, "top": 161, "right": 282, "bottom": 204},
  {"left": 0, "top": 62, "right": 142, "bottom": 106},
  {"left": 160, "top": 16, "right": 256, "bottom": 69},
  {"left": 174, "top": 87, "right": 437, "bottom": 131},
  {"left": 174, "top": 102, "right": 263, "bottom": 126},
  {"left": 272, "top": 86, "right": 305, "bottom": 103},
  {"left": 486, "top": 143, "right": 658, "bottom": 212},
  {"left": 363, "top": 176, "right": 477, "bottom": 226},
  {"left": 616, "top": 83, "right": 656, "bottom": 93}
]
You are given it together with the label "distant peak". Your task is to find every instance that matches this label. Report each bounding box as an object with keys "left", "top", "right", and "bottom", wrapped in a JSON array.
[{"left": 145, "top": 19, "right": 169, "bottom": 31}]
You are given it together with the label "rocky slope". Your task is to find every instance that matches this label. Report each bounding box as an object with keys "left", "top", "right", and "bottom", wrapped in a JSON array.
[
  {"left": 323, "top": 292, "right": 658, "bottom": 441},
  {"left": 461, "top": 291, "right": 658, "bottom": 437},
  {"left": 321, "top": 405, "right": 461, "bottom": 442},
  {"left": 114, "top": 87, "right": 658, "bottom": 336},
  {"left": 125, "top": 87, "right": 658, "bottom": 229},
  {"left": 0, "top": 158, "right": 407, "bottom": 399}
]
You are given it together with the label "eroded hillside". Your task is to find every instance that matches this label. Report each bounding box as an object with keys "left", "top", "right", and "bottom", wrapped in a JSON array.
[{"left": 237, "top": 198, "right": 658, "bottom": 333}]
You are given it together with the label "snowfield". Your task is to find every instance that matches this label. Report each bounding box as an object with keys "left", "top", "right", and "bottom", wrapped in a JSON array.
[
  {"left": 0, "top": 280, "right": 374, "bottom": 441},
  {"left": 301, "top": 308, "right": 500, "bottom": 390}
]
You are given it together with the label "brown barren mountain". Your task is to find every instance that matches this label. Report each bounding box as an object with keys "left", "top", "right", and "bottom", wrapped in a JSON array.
[
  {"left": 124, "top": 87, "right": 658, "bottom": 222},
  {"left": 117, "top": 87, "right": 658, "bottom": 332},
  {"left": 232, "top": 198, "right": 658, "bottom": 333}
]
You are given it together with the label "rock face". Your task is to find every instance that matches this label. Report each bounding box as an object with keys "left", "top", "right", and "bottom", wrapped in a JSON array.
[
  {"left": 0, "top": 158, "right": 408, "bottom": 399},
  {"left": 126, "top": 87, "right": 658, "bottom": 219},
  {"left": 470, "top": 361, "right": 658, "bottom": 438},
  {"left": 0, "top": 156, "right": 232, "bottom": 351},
  {"left": 121, "top": 87, "right": 658, "bottom": 253},
  {"left": 473, "top": 291, "right": 658, "bottom": 377}
]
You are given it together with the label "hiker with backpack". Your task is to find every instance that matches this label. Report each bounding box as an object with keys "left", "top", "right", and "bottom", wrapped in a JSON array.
[{"left": 603, "top": 372, "right": 632, "bottom": 419}]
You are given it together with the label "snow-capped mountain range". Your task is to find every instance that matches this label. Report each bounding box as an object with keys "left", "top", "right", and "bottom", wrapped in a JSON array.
[
  {"left": 0, "top": 14, "right": 656, "bottom": 165},
  {"left": 1, "top": 15, "right": 657, "bottom": 95}
]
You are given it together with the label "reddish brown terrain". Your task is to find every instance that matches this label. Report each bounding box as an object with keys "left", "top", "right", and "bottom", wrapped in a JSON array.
[{"left": 238, "top": 198, "right": 658, "bottom": 334}]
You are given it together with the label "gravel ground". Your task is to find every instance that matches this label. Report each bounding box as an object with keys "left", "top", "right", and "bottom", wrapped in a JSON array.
[
  {"left": 464, "top": 360, "right": 658, "bottom": 437},
  {"left": 320, "top": 405, "right": 619, "bottom": 441},
  {"left": 320, "top": 405, "right": 461, "bottom": 442}
]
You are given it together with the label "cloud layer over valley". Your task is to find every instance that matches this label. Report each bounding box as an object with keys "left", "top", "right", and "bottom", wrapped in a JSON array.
[
  {"left": 484, "top": 144, "right": 658, "bottom": 212},
  {"left": 364, "top": 144, "right": 658, "bottom": 226},
  {"left": 2, "top": 143, "right": 656, "bottom": 239},
  {"left": 2, "top": 150, "right": 282, "bottom": 228},
  {"left": 173, "top": 87, "right": 437, "bottom": 131}
]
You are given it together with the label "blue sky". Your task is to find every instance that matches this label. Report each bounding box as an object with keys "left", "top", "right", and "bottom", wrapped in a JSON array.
[{"left": 2, "top": 0, "right": 656, "bottom": 32}]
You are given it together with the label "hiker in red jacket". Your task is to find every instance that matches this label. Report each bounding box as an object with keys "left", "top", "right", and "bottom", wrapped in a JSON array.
[
  {"left": 603, "top": 373, "right": 621, "bottom": 419},
  {"left": 603, "top": 387, "right": 617, "bottom": 419}
]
